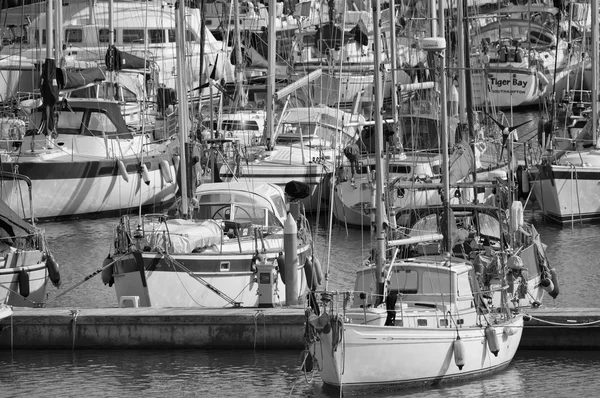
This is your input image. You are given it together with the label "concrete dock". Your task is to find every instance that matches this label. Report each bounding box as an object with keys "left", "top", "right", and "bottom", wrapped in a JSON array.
[{"left": 1, "top": 307, "right": 599, "bottom": 350}]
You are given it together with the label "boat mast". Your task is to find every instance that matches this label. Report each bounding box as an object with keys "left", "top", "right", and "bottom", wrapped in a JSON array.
[
  {"left": 373, "top": 0, "right": 386, "bottom": 299},
  {"left": 265, "top": 0, "right": 276, "bottom": 149},
  {"left": 389, "top": 0, "right": 402, "bottom": 154},
  {"left": 438, "top": 0, "right": 450, "bottom": 252},
  {"left": 593, "top": 0, "right": 598, "bottom": 148},
  {"left": 43, "top": 0, "right": 54, "bottom": 139},
  {"left": 233, "top": 0, "right": 247, "bottom": 108},
  {"left": 175, "top": 0, "right": 190, "bottom": 216}
]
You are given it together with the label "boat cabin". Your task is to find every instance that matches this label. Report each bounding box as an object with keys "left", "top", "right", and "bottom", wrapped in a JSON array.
[
  {"left": 191, "top": 182, "right": 288, "bottom": 230},
  {"left": 27, "top": 99, "right": 132, "bottom": 140}
]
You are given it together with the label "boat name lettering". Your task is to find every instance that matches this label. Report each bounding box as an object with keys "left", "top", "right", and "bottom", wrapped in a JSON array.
[{"left": 489, "top": 77, "right": 528, "bottom": 89}]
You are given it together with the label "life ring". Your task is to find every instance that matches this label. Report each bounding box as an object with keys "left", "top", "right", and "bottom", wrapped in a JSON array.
[{"left": 18, "top": 269, "right": 30, "bottom": 298}]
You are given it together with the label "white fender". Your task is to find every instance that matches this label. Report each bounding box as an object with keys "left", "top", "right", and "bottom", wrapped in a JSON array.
[
  {"left": 117, "top": 160, "right": 129, "bottom": 182},
  {"left": 159, "top": 160, "right": 173, "bottom": 183}
]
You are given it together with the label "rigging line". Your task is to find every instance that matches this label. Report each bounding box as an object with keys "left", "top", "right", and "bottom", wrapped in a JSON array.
[{"left": 157, "top": 247, "right": 241, "bottom": 306}]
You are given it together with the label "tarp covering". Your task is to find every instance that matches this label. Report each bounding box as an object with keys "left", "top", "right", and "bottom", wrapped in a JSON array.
[
  {"left": 59, "top": 67, "right": 106, "bottom": 90},
  {"left": 144, "top": 219, "right": 223, "bottom": 254},
  {"left": 105, "top": 45, "right": 150, "bottom": 71}
]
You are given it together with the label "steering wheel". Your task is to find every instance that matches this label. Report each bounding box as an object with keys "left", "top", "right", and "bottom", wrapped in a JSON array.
[{"left": 212, "top": 205, "right": 231, "bottom": 220}]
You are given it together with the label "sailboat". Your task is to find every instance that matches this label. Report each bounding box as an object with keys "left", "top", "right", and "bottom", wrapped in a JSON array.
[
  {"left": 0, "top": 171, "right": 61, "bottom": 308},
  {"left": 105, "top": 0, "right": 314, "bottom": 308},
  {"left": 217, "top": 1, "right": 367, "bottom": 213},
  {"left": 469, "top": 3, "right": 581, "bottom": 109},
  {"left": 302, "top": 1, "right": 524, "bottom": 391},
  {"left": 0, "top": 0, "right": 234, "bottom": 103},
  {"left": 530, "top": 0, "right": 600, "bottom": 223},
  {"left": 0, "top": 0, "right": 181, "bottom": 221}
]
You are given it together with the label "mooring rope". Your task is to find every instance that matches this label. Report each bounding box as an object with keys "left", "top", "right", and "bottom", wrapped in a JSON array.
[{"left": 524, "top": 313, "right": 600, "bottom": 327}]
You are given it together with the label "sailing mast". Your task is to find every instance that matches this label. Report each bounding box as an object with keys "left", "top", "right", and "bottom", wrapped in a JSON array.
[
  {"left": 373, "top": 0, "right": 386, "bottom": 300},
  {"left": 175, "top": 0, "right": 190, "bottom": 217},
  {"left": 438, "top": 0, "right": 450, "bottom": 252},
  {"left": 265, "top": 0, "right": 276, "bottom": 149},
  {"left": 593, "top": 0, "right": 598, "bottom": 148}
]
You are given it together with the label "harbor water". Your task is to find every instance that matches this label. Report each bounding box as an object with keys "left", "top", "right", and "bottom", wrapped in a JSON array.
[{"left": 2, "top": 112, "right": 600, "bottom": 397}]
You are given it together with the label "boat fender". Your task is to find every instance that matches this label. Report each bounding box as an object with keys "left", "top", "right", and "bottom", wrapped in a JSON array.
[
  {"left": 510, "top": 201, "right": 524, "bottom": 232},
  {"left": 101, "top": 255, "right": 115, "bottom": 287},
  {"left": 18, "top": 269, "right": 30, "bottom": 298},
  {"left": 485, "top": 325, "right": 500, "bottom": 356},
  {"left": 304, "top": 256, "right": 316, "bottom": 291},
  {"left": 117, "top": 160, "right": 129, "bottom": 182},
  {"left": 540, "top": 277, "right": 554, "bottom": 294},
  {"left": 300, "top": 350, "right": 313, "bottom": 372},
  {"left": 312, "top": 256, "right": 323, "bottom": 286},
  {"left": 46, "top": 251, "right": 61, "bottom": 287},
  {"left": 159, "top": 160, "right": 173, "bottom": 183},
  {"left": 549, "top": 268, "right": 560, "bottom": 299},
  {"left": 453, "top": 336, "right": 465, "bottom": 370},
  {"left": 141, "top": 164, "right": 151, "bottom": 186},
  {"left": 277, "top": 252, "right": 285, "bottom": 284}
]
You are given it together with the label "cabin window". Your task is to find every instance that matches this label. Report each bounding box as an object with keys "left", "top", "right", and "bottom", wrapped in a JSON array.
[
  {"left": 233, "top": 205, "right": 265, "bottom": 225},
  {"left": 55, "top": 110, "right": 84, "bottom": 134},
  {"left": 421, "top": 270, "right": 451, "bottom": 295},
  {"left": 99, "top": 29, "right": 116, "bottom": 43},
  {"left": 389, "top": 269, "right": 418, "bottom": 294},
  {"left": 65, "top": 29, "right": 83, "bottom": 43},
  {"left": 266, "top": 211, "right": 283, "bottom": 228},
  {"left": 389, "top": 165, "right": 411, "bottom": 174},
  {"left": 122, "top": 86, "right": 137, "bottom": 102},
  {"left": 97, "top": 83, "right": 118, "bottom": 101},
  {"left": 168, "top": 29, "right": 176, "bottom": 43},
  {"left": 69, "top": 86, "right": 97, "bottom": 99},
  {"left": 149, "top": 29, "right": 165, "bottom": 44},
  {"left": 439, "top": 318, "right": 448, "bottom": 326},
  {"left": 417, "top": 319, "right": 427, "bottom": 326},
  {"left": 269, "top": 193, "right": 286, "bottom": 219},
  {"left": 221, "top": 120, "right": 260, "bottom": 131},
  {"left": 123, "top": 29, "right": 144, "bottom": 43},
  {"left": 85, "top": 111, "right": 118, "bottom": 136}
]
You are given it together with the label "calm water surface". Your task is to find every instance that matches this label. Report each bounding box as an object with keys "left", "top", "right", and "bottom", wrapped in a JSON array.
[{"left": 2, "top": 111, "right": 600, "bottom": 397}]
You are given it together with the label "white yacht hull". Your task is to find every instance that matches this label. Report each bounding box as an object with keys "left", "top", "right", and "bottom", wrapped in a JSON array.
[{"left": 313, "top": 315, "right": 523, "bottom": 390}]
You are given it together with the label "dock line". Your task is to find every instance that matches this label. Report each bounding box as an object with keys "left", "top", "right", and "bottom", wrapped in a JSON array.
[{"left": 524, "top": 313, "right": 600, "bottom": 327}]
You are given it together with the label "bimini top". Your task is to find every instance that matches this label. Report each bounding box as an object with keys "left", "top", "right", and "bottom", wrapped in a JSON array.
[{"left": 195, "top": 181, "right": 287, "bottom": 222}]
